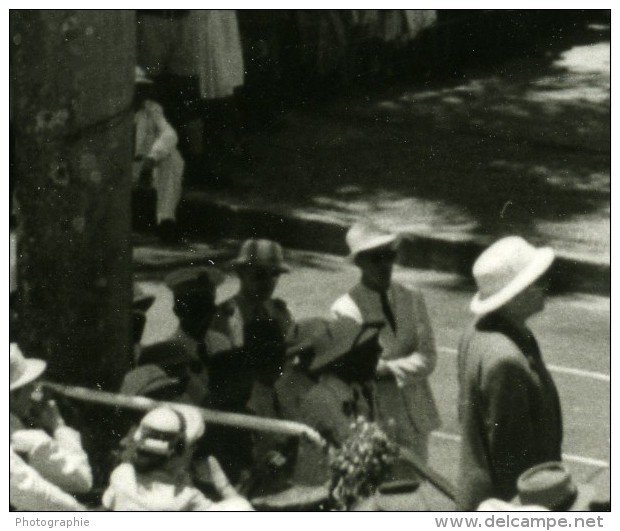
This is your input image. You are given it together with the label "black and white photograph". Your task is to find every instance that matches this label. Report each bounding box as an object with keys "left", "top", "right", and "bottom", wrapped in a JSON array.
[{"left": 8, "top": 6, "right": 611, "bottom": 516}]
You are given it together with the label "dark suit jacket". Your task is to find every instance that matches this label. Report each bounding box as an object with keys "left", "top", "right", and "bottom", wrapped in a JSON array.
[{"left": 456, "top": 313, "right": 562, "bottom": 510}]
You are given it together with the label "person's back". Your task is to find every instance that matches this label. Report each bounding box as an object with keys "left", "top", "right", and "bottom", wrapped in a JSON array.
[
  {"left": 456, "top": 237, "right": 562, "bottom": 510},
  {"left": 104, "top": 462, "right": 209, "bottom": 511}
]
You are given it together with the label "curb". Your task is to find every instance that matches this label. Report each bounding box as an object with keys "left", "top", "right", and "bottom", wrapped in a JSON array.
[{"left": 177, "top": 197, "right": 610, "bottom": 297}]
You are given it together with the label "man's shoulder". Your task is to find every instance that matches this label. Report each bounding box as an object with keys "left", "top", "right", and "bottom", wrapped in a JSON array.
[
  {"left": 462, "top": 324, "right": 521, "bottom": 357},
  {"left": 469, "top": 329, "right": 529, "bottom": 373}
]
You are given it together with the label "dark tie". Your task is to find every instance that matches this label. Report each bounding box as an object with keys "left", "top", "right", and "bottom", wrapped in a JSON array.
[{"left": 380, "top": 291, "right": 397, "bottom": 332}]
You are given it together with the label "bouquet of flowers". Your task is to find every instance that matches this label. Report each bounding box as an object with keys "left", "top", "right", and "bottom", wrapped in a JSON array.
[{"left": 327, "top": 417, "right": 399, "bottom": 510}]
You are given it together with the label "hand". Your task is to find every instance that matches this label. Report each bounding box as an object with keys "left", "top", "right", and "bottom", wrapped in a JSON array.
[
  {"left": 386, "top": 361, "right": 410, "bottom": 385},
  {"left": 11, "top": 429, "right": 51, "bottom": 454},
  {"left": 376, "top": 359, "right": 392, "bottom": 377},
  {"left": 31, "top": 399, "right": 66, "bottom": 434},
  {"left": 207, "top": 456, "right": 239, "bottom": 500}
]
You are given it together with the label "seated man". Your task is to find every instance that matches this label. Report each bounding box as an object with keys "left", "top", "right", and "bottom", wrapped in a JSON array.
[
  {"left": 134, "top": 66, "right": 185, "bottom": 243},
  {"left": 10, "top": 344, "right": 93, "bottom": 511},
  {"left": 143, "top": 266, "right": 225, "bottom": 406},
  {"left": 294, "top": 318, "right": 384, "bottom": 485}
]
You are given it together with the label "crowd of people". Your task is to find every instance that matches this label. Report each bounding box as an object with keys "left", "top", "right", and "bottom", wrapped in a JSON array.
[{"left": 9, "top": 219, "right": 610, "bottom": 512}]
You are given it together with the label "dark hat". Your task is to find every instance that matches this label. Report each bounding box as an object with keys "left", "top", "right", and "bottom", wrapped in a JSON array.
[
  {"left": 120, "top": 364, "right": 180, "bottom": 397},
  {"left": 309, "top": 318, "right": 384, "bottom": 372},
  {"left": 138, "top": 341, "right": 196, "bottom": 369},
  {"left": 512, "top": 462, "right": 596, "bottom": 511},
  {"left": 133, "top": 284, "right": 156, "bottom": 312},
  {"left": 165, "top": 266, "right": 225, "bottom": 294},
  {"left": 251, "top": 484, "right": 329, "bottom": 511},
  {"left": 230, "top": 239, "right": 290, "bottom": 273},
  {"left": 352, "top": 480, "right": 426, "bottom": 511}
]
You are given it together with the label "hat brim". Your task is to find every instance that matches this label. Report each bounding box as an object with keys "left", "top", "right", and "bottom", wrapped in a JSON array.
[
  {"left": 285, "top": 318, "right": 330, "bottom": 358},
  {"left": 309, "top": 326, "right": 381, "bottom": 372},
  {"left": 251, "top": 484, "right": 329, "bottom": 511},
  {"left": 470, "top": 247, "right": 554, "bottom": 316},
  {"left": 10, "top": 359, "right": 47, "bottom": 391},
  {"left": 511, "top": 484, "right": 596, "bottom": 511},
  {"left": 121, "top": 375, "right": 180, "bottom": 397},
  {"left": 347, "top": 234, "right": 399, "bottom": 262},
  {"left": 229, "top": 260, "right": 290, "bottom": 274}
]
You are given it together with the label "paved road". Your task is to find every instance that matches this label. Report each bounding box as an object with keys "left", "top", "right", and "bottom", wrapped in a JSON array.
[{"left": 138, "top": 248, "right": 610, "bottom": 486}]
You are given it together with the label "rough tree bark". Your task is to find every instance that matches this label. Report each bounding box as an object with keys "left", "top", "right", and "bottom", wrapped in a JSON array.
[{"left": 10, "top": 10, "right": 135, "bottom": 391}]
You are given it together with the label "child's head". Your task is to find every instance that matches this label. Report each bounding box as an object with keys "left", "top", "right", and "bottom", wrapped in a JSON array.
[{"left": 129, "top": 405, "right": 205, "bottom": 473}]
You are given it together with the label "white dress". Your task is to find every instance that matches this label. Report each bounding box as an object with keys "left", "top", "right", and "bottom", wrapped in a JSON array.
[{"left": 192, "top": 10, "right": 245, "bottom": 100}]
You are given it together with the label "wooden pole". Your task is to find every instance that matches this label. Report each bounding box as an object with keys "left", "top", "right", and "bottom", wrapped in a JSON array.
[
  {"left": 44, "top": 382, "right": 327, "bottom": 447},
  {"left": 44, "top": 382, "right": 457, "bottom": 501}
]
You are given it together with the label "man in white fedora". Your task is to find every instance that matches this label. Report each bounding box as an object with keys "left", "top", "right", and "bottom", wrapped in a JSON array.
[
  {"left": 331, "top": 221, "right": 440, "bottom": 474},
  {"left": 10, "top": 343, "right": 93, "bottom": 510},
  {"left": 456, "top": 236, "right": 563, "bottom": 510}
]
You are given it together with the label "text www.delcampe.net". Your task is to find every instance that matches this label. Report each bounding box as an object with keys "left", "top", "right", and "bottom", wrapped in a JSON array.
[{"left": 435, "top": 515, "right": 605, "bottom": 530}]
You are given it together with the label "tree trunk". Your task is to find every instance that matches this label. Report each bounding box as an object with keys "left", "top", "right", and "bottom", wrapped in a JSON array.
[{"left": 10, "top": 10, "right": 136, "bottom": 391}]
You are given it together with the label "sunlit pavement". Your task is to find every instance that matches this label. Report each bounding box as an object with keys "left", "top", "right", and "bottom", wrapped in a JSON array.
[{"left": 137, "top": 247, "right": 610, "bottom": 487}]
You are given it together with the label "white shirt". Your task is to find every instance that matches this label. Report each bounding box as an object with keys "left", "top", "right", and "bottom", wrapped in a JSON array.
[{"left": 10, "top": 414, "right": 92, "bottom": 510}]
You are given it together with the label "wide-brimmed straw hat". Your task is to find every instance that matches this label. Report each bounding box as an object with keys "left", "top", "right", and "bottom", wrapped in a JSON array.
[
  {"left": 10, "top": 343, "right": 47, "bottom": 392},
  {"left": 309, "top": 318, "right": 384, "bottom": 372},
  {"left": 230, "top": 239, "right": 290, "bottom": 273},
  {"left": 512, "top": 462, "right": 596, "bottom": 511},
  {"left": 470, "top": 236, "right": 554, "bottom": 316},
  {"left": 138, "top": 341, "right": 196, "bottom": 369},
  {"left": 346, "top": 221, "right": 399, "bottom": 261}
]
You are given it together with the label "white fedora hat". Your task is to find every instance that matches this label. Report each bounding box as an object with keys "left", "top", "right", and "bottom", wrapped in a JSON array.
[
  {"left": 346, "top": 221, "right": 399, "bottom": 260},
  {"left": 10, "top": 343, "right": 47, "bottom": 392},
  {"left": 470, "top": 236, "right": 554, "bottom": 316}
]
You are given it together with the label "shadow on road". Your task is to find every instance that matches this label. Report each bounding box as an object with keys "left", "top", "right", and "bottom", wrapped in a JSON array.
[{"left": 189, "top": 13, "right": 609, "bottom": 263}]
